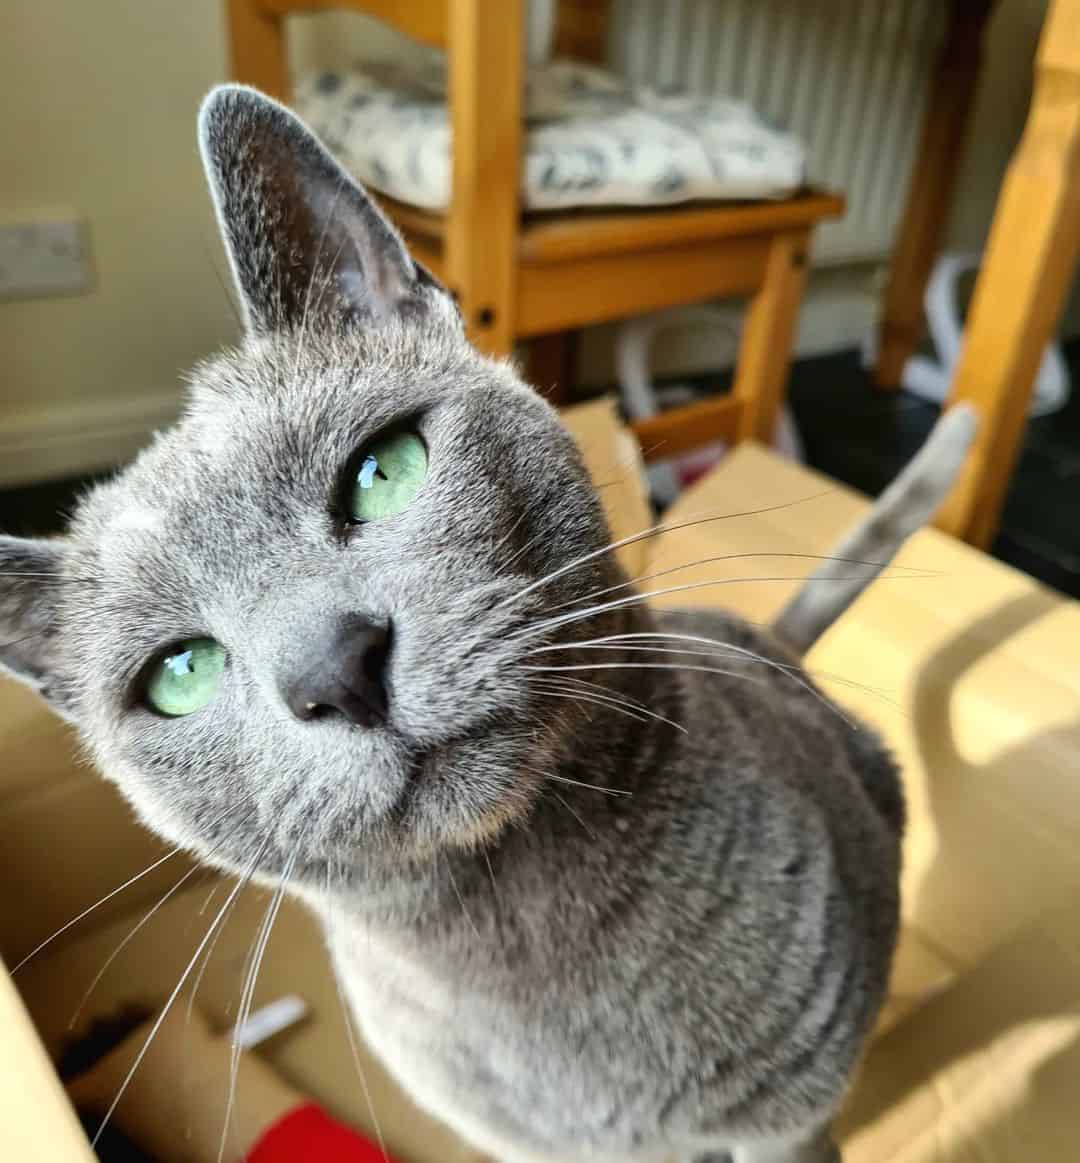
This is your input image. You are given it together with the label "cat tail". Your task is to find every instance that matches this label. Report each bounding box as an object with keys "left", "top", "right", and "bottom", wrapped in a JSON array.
[{"left": 771, "top": 403, "right": 978, "bottom": 655}]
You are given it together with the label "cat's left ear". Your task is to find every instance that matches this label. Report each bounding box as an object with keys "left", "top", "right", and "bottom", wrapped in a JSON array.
[
  {"left": 0, "top": 537, "right": 74, "bottom": 716},
  {"left": 198, "top": 84, "right": 449, "bottom": 335}
]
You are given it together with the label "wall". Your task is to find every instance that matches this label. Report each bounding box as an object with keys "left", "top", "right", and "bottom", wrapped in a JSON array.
[
  {"left": 0, "top": 0, "right": 1061, "bottom": 485},
  {"left": 0, "top": 1, "right": 347, "bottom": 486}
]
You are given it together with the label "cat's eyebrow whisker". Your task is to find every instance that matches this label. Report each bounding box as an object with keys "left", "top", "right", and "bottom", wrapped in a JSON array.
[
  {"left": 90, "top": 834, "right": 273, "bottom": 1149},
  {"left": 488, "top": 507, "right": 533, "bottom": 571},
  {"left": 543, "top": 551, "right": 937, "bottom": 616},
  {"left": 494, "top": 491, "right": 835, "bottom": 613},
  {"left": 500, "top": 519, "right": 557, "bottom": 578},
  {"left": 220, "top": 849, "right": 297, "bottom": 1163}
]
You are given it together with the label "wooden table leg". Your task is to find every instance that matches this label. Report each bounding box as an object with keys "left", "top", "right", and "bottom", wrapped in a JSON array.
[
  {"left": 873, "top": 0, "right": 995, "bottom": 388},
  {"left": 937, "top": 0, "right": 1080, "bottom": 548},
  {"left": 733, "top": 230, "right": 810, "bottom": 443}
]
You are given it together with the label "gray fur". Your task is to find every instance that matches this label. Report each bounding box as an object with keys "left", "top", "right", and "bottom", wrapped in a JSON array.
[
  {"left": 773, "top": 404, "right": 977, "bottom": 654},
  {"left": 0, "top": 87, "right": 929, "bottom": 1162}
]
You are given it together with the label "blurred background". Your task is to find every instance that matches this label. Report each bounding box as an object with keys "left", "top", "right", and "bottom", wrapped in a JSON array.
[{"left": 2, "top": 0, "right": 1078, "bottom": 592}]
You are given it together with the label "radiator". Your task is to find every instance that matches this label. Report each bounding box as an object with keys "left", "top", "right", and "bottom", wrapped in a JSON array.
[{"left": 609, "top": 0, "right": 947, "bottom": 265}]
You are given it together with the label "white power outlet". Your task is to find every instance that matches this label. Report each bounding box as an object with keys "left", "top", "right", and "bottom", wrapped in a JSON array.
[{"left": 0, "top": 218, "right": 92, "bottom": 300}]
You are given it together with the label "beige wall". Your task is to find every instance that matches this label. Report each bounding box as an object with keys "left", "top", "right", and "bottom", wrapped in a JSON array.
[
  {"left": 2, "top": 1, "right": 233, "bottom": 484},
  {"left": 0, "top": 0, "right": 1063, "bottom": 486}
]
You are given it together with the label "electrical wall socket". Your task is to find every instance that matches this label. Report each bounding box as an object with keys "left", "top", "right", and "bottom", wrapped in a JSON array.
[{"left": 0, "top": 218, "right": 93, "bottom": 300}]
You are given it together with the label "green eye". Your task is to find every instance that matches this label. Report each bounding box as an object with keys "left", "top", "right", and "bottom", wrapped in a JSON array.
[
  {"left": 145, "top": 638, "right": 226, "bottom": 718},
  {"left": 349, "top": 430, "right": 427, "bottom": 522}
]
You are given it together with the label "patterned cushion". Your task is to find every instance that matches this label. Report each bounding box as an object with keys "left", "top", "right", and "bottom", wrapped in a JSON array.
[{"left": 293, "top": 57, "right": 807, "bottom": 212}]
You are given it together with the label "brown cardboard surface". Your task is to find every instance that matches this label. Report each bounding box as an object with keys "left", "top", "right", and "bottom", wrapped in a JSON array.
[
  {"left": 0, "top": 765, "right": 188, "bottom": 968},
  {"left": 17, "top": 882, "right": 483, "bottom": 1163},
  {"left": 0, "top": 957, "right": 96, "bottom": 1162},
  {"left": 0, "top": 678, "right": 84, "bottom": 799},
  {"left": 560, "top": 396, "right": 654, "bottom": 579},
  {"left": 840, "top": 899, "right": 1080, "bottom": 1162}
]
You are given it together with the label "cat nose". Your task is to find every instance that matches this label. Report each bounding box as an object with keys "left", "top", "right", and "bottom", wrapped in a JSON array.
[{"left": 284, "top": 615, "right": 391, "bottom": 728}]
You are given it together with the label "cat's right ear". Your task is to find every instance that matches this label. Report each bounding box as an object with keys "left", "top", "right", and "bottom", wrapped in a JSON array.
[
  {"left": 198, "top": 84, "right": 451, "bottom": 336},
  {"left": 0, "top": 537, "right": 74, "bottom": 716}
]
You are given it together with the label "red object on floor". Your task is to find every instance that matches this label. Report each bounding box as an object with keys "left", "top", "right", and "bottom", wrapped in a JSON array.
[{"left": 245, "top": 1102, "right": 395, "bottom": 1163}]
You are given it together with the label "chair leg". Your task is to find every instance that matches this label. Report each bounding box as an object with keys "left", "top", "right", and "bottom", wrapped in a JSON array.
[
  {"left": 446, "top": 0, "right": 524, "bottom": 363},
  {"left": 227, "top": 0, "right": 289, "bottom": 98},
  {"left": 873, "top": 0, "right": 995, "bottom": 389},
  {"left": 936, "top": 0, "right": 1080, "bottom": 548},
  {"left": 732, "top": 231, "right": 810, "bottom": 444},
  {"left": 524, "top": 332, "right": 580, "bottom": 406}
]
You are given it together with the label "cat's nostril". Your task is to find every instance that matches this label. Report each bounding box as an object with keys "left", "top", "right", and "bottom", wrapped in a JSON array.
[{"left": 284, "top": 615, "right": 392, "bottom": 728}]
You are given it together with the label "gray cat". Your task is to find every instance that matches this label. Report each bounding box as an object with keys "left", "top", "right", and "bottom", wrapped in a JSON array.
[{"left": 0, "top": 87, "right": 975, "bottom": 1163}]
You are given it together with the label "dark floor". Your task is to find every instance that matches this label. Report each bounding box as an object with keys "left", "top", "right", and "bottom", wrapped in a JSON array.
[
  {"left": 786, "top": 345, "right": 1080, "bottom": 599},
  {"left": 2, "top": 347, "right": 1079, "bottom": 598}
]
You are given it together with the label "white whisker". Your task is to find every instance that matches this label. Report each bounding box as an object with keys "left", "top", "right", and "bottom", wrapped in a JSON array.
[
  {"left": 12, "top": 848, "right": 183, "bottom": 974},
  {"left": 524, "top": 766, "right": 631, "bottom": 798},
  {"left": 532, "top": 630, "right": 869, "bottom": 725},
  {"left": 533, "top": 636, "right": 901, "bottom": 711},
  {"left": 219, "top": 850, "right": 297, "bottom": 1163},
  {"left": 516, "top": 570, "right": 927, "bottom": 645},
  {"left": 327, "top": 861, "right": 389, "bottom": 1163},
  {"left": 546, "top": 789, "right": 597, "bottom": 841},
  {"left": 90, "top": 835, "right": 272, "bottom": 1148},
  {"left": 495, "top": 492, "right": 834, "bottom": 613},
  {"left": 444, "top": 852, "right": 481, "bottom": 940},
  {"left": 544, "top": 551, "right": 935, "bottom": 615},
  {"left": 532, "top": 676, "right": 687, "bottom": 734},
  {"left": 13, "top": 790, "right": 257, "bottom": 975},
  {"left": 69, "top": 864, "right": 203, "bottom": 1029}
]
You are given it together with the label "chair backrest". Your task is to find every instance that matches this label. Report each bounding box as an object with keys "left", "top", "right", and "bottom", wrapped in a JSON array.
[
  {"left": 227, "top": 1, "right": 610, "bottom": 356},
  {"left": 226, "top": 1, "right": 610, "bottom": 101}
]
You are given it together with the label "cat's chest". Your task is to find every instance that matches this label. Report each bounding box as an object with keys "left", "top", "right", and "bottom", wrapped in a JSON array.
[
  {"left": 326, "top": 921, "right": 615, "bottom": 1153},
  {"left": 328, "top": 918, "right": 540, "bottom": 1040}
]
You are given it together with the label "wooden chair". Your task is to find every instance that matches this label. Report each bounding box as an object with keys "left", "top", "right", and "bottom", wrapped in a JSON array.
[
  {"left": 226, "top": 0, "right": 843, "bottom": 462},
  {"left": 876, "top": 0, "right": 1080, "bottom": 548}
]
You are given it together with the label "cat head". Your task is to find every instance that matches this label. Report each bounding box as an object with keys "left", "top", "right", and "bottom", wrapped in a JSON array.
[{"left": 0, "top": 87, "right": 625, "bottom": 886}]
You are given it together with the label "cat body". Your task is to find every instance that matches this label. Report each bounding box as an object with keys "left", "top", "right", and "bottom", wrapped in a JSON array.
[
  {"left": 326, "top": 607, "right": 900, "bottom": 1163},
  {"left": 0, "top": 88, "right": 974, "bottom": 1163}
]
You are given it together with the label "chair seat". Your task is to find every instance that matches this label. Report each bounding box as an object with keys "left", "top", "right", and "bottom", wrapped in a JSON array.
[
  {"left": 380, "top": 189, "right": 843, "bottom": 338},
  {"left": 383, "top": 187, "right": 844, "bottom": 256},
  {"left": 293, "top": 56, "right": 807, "bottom": 213}
]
